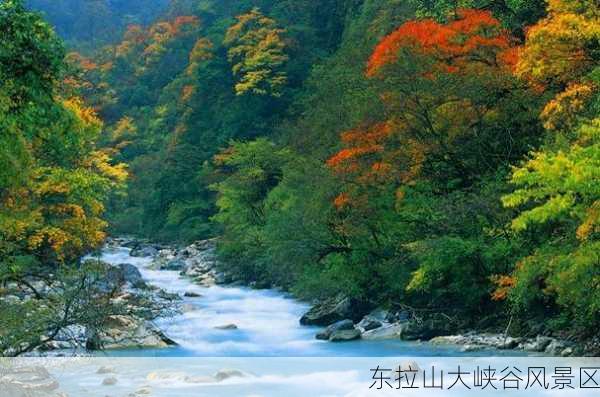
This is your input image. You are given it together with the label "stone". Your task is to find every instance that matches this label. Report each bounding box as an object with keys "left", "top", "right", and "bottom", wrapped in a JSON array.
[
  {"left": 214, "top": 324, "right": 238, "bottom": 330},
  {"left": 560, "top": 347, "right": 573, "bottom": 357},
  {"left": 157, "top": 290, "right": 181, "bottom": 301},
  {"left": 184, "top": 291, "right": 203, "bottom": 298},
  {"left": 118, "top": 263, "right": 146, "bottom": 288},
  {"left": 316, "top": 319, "right": 355, "bottom": 340},
  {"left": 86, "top": 315, "right": 177, "bottom": 350},
  {"left": 329, "top": 328, "right": 361, "bottom": 342},
  {"left": 521, "top": 336, "right": 553, "bottom": 352},
  {"left": 362, "top": 323, "right": 407, "bottom": 340},
  {"left": 300, "top": 297, "right": 368, "bottom": 326},
  {"left": 162, "top": 259, "right": 186, "bottom": 271},
  {"left": 214, "top": 369, "right": 245, "bottom": 381},
  {"left": 134, "top": 386, "right": 152, "bottom": 395},
  {"left": 102, "top": 377, "right": 118, "bottom": 386},
  {"left": 130, "top": 245, "right": 158, "bottom": 258},
  {"left": 0, "top": 366, "right": 64, "bottom": 397},
  {"left": 96, "top": 366, "right": 115, "bottom": 374},
  {"left": 356, "top": 316, "right": 382, "bottom": 332}
]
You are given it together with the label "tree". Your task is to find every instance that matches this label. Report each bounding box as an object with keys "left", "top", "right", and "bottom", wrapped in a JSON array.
[
  {"left": 0, "top": 0, "right": 126, "bottom": 355},
  {"left": 224, "top": 8, "right": 288, "bottom": 97},
  {"left": 500, "top": 0, "right": 600, "bottom": 330},
  {"left": 211, "top": 139, "right": 291, "bottom": 282},
  {"left": 326, "top": 9, "right": 542, "bottom": 312}
]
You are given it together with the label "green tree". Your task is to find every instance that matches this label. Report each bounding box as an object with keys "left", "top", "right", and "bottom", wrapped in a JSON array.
[{"left": 224, "top": 8, "right": 288, "bottom": 97}]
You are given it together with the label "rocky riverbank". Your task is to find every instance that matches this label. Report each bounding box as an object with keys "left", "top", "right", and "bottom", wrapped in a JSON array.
[{"left": 298, "top": 295, "right": 600, "bottom": 356}]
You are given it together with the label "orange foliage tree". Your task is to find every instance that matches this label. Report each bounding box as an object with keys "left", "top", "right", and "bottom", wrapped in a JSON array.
[{"left": 329, "top": 9, "right": 532, "bottom": 204}]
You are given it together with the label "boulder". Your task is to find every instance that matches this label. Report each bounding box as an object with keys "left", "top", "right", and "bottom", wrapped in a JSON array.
[
  {"left": 86, "top": 315, "right": 177, "bottom": 350},
  {"left": 521, "top": 336, "right": 553, "bottom": 352},
  {"left": 184, "top": 291, "right": 203, "bottom": 298},
  {"left": 130, "top": 245, "right": 159, "bottom": 258},
  {"left": 157, "top": 290, "right": 181, "bottom": 301},
  {"left": 118, "top": 263, "right": 146, "bottom": 288},
  {"left": 544, "top": 339, "right": 573, "bottom": 356},
  {"left": 134, "top": 386, "right": 152, "bottom": 395},
  {"left": 300, "top": 297, "right": 368, "bottom": 326},
  {"left": 362, "top": 323, "right": 407, "bottom": 340},
  {"left": 356, "top": 316, "right": 382, "bottom": 332},
  {"left": 214, "top": 369, "right": 245, "bottom": 381},
  {"left": 316, "top": 319, "right": 355, "bottom": 340},
  {"left": 102, "top": 377, "right": 118, "bottom": 386},
  {"left": 162, "top": 259, "right": 186, "bottom": 271},
  {"left": 560, "top": 347, "right": 573, "bottom": 357},
  {"left": 329, "top": 328, "right": 361, "bottom": 342}
]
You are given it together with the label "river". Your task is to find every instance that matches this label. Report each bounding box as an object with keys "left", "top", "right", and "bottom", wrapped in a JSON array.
[{"left": 93, "top": 244, "right": 518, "bottom": 357}]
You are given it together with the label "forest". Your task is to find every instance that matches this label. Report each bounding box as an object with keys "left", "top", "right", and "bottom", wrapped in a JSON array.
[{"left": 0, "top": 0, "right": 598, "bottom": 354}]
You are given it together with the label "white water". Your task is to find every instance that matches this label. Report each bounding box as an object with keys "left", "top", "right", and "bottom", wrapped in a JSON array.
[{"left": 93, "top": 246, "right": 517, "bottom": 357}]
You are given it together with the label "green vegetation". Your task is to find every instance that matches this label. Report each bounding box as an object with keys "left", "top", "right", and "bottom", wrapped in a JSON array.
[
  {"left": 0, "top": 0, "right": 127, "bottom": 355},
  {"left": 9, "top": 0, "right": 600, "bottom": 349}
]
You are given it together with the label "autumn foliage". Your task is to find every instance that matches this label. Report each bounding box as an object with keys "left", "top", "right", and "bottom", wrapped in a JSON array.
[{"left": 367, "top": 9, "right": 516, "bottom": 77}]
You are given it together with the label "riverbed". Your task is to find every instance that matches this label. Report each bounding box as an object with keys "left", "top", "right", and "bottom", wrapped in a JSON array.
[{"left": 93, "top": 245, "right": 521, "bottom": 357}]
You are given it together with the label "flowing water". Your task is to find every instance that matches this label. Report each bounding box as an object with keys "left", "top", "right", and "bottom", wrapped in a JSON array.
[{"left": 92, "top": 245, "right": 519, "bottom": 357}]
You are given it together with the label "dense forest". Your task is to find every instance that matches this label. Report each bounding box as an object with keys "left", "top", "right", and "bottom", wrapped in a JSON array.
[{"left": 1, "top": 0, "right": 598, "bottom": 354}]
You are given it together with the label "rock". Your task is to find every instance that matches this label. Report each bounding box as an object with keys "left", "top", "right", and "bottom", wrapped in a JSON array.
[
  {"left": 300, "top": 297, "right": 368, "bottom": 326},
  {"left": 521, "top": 336, "right": 553, "bottom": 352},
  {"left": 162, "top": 259, "right": 186, "bottom": 271},
  {"left": 102, "top": 377, "right": 118, "bottom": 386},
  {"left": 316, "top": 319, "right": 355, "bottom": 340},
  {"left": 365, "top": 308, "right": 389, "bottom": 322},
  {"left": 0, "top": 366, "right": 64, "bottom": 397},
  {"left": 214, "top": 324, "right": 238, "bottom": 330},
  {"left": 399, "top": 318, "right": 453, "bottom": 341},
  {"left": 429, "top": 335, "right": 465, "bottom": 345},
  {"left": 118, "top": 263, "right": 146, "bottom": 288},
  {"left": 130, "top": 245, "right": 158, "bottom": 258},
  {"left": 329, "top": 328, "right": 361, "bottom": 342},
  {"left": 461, "top": 344, "right": 485, "bottom": 352},
  {"left": 356, "top": 316, "right": 382, "bottom": 332},
  {"left": 214, "top": 369, "right": 245, "bottom": 381},
  {"left": 55, "top": 324, "right": 87, "bottom": 346},
  {"left": 362, "top": 323, "right": 407, "bottom": 340},
  {"left": 498, "top": 337, "right": 521, "bottom": 350},
  {"left": 86, "top": 315, "right": 177, "bottom": 350},
  {"left": 543, "top": 339, "right": 574, "bottom": 356},
  {"left": 157, "top": 290, "right": 181, "bottom": 301},
  {"left": 134, "top": 386, "right": 152, "bottom": 395},
  {"left": 561, "top": 347, "right": 573, "bottom": 357},
  {"left": 122, "top": 239, "right": 142, "bottom": 248},
  {"left": 430, "top": 333, "right": 528, "bottom": 351},
  {"left": 184, "top": 291, "right": 203, "bottom": 298}
]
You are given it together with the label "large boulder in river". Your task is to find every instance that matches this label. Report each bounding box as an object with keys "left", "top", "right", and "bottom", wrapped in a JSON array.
[
  {"left": 316, "top": 319, "right": 355, "bottom": 340},
  {"left": 161, "top": 258, "right": 186, "bottom": 271},
  {"left": 86, "top": 315, "right": 177, "bottom": 350},
  {"left": 130, "top": 245, "right": 159, "bottom": 258},
  {"left": 330, "top": 328, "right": 361, "bottom": 342},
  {"left": 118, "top": 263, "right": 146, "bottom": 288},
  {"left": 300, "top": 297, "right": 369, "bottom": 326},
  {"left": 362, "top": 322, "right": 407, "bottom": 340}
]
